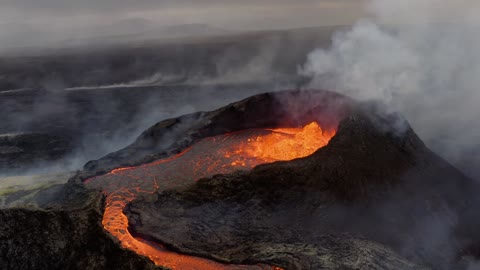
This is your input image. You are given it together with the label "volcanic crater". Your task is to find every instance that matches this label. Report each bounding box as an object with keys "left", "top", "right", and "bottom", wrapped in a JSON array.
[{"left": 2, "top": 89, "right": 480, "bottom": 270}]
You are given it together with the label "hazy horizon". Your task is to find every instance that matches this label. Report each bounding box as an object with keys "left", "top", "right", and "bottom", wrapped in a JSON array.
[
  {"left": 3, "top": 0, "right": 479, "bottom": 51},
  {"left": 0, "top": 1, "right": 369, "bottom": 50}
]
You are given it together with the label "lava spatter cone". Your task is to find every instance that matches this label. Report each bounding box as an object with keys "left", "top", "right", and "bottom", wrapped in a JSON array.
[
  {"left": 83, "top": 89, "right": 350, "bottom": 270},
  {"left": 85, "top": 121, "right": 337, "bottom": 269},
  {"left": 2, "top": 90, "right": 479, "bottom": 270},
  {"left": 84, "top": 90, "right": 479, "bottom": 270},
  {"left": 124, "top": 109, "right": 478, "bottom": 269}
]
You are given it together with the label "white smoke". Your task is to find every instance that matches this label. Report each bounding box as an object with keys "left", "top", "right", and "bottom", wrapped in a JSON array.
[{"left": 301, "top": 0, "right": 480, "bottom": 178}]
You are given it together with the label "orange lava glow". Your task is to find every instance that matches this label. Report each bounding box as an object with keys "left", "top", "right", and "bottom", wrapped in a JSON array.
[
  {"left": 85, "top": 122, "right": 335, "bottom": 270},
  {"left": 230, "top": 122, "right": 335, "bottom": 162}
]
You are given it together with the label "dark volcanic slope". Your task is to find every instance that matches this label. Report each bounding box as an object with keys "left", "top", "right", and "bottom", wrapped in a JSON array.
[
  {"left": 0, "top": 184, "right": 164, "bottom": 270},
  {"left": 126, "top": 106, "right": 480, "bottom": 269},
  {"left": 80, "top": 89, "right": 351, "bottom": 179},
  {"left": 2, "top": 89, "right": 479, "bottom": 270}
]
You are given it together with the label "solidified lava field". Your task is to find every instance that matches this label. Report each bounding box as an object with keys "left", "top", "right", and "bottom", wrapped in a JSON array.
[{"left": 85, "top": 122, "right": 335, "bottom": 270}]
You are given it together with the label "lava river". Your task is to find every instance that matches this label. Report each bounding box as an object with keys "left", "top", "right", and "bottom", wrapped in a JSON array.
[{"left": 85, "top": 122, "right": 335, "bottom": 270}]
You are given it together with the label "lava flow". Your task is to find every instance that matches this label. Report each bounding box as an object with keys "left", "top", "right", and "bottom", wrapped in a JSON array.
[{"left": 85, "top": 122, "right": 335, "bottom": 270}]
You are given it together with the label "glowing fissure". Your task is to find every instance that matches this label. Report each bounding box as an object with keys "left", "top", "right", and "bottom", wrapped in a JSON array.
[{"left": 85, "top": 122, "right": 335, "bottom": 270}]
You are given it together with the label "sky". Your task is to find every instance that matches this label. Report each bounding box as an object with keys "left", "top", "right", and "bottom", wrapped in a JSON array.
[
  {"left": 0, "top": 0, "right": 366, "bottom": 28},
  {"left": 1, "top": 1, "right": 478, "bottom": 49},
  {"left": 0, "top": 0, "right": 369, "bottom": 48}
]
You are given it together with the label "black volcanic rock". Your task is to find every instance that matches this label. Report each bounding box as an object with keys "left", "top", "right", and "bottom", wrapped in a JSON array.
[
  {"left": 0, "top": 184, "right": 164, "bottom": 270},
  {"left": 125, "top": 104, "right": 480, "bottom": 269}
]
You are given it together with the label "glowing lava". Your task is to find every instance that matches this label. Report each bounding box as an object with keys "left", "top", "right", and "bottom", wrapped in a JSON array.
[
  {"left": 231, "top": 122, "right": 335, "bottom": 162},
  {"left": 85, "top": 122, "right": 335, "bottom": 270}
]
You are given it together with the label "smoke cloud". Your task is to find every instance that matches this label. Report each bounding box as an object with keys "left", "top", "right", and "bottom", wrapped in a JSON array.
[{"left": 301, "top": 0, "right": 480, "bottom": 179}]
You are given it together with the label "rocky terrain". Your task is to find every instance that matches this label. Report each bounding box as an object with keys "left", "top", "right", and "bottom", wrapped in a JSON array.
[
  {"left": 1, "top": 90, "right": 479, "bottom": 269},
  {"left": 0, "top": 183, "right": 164, "bottom": 270},
  {"left": 80, "top": 90, "right": 351, "bottom": 178},
  {"left": 125, "top": 106, "right": 480, "bottom": 270}
]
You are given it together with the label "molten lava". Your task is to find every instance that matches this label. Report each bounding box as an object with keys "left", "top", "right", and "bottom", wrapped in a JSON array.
[
  {"left": 232, "top": 122, "right": 334, "bottom": 162},
  {"left": 85, "top": 122, "right": 335, "bottom": 270}
]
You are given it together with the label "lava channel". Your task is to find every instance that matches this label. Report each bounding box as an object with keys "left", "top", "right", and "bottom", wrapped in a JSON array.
[{"left": 85, "top": 122, "right": 335, "bottom": 270}]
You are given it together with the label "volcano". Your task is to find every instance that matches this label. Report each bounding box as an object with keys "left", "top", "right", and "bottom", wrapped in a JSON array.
[
  {"left": 84, "top": 121, "right": 335, "bottom": 270},
  {"left": 1, "top": 89, "right": 480, "bottom": 270}
]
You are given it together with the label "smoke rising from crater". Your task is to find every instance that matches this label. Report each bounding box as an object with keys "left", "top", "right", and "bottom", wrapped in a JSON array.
[{"left": 301, "top": 0, "right": 480, "bottom": 179}]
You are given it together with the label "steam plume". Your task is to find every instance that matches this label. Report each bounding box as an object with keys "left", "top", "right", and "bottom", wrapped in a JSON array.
[{"left": 301, "top": 0, "right": 480, "bottom": 179}]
